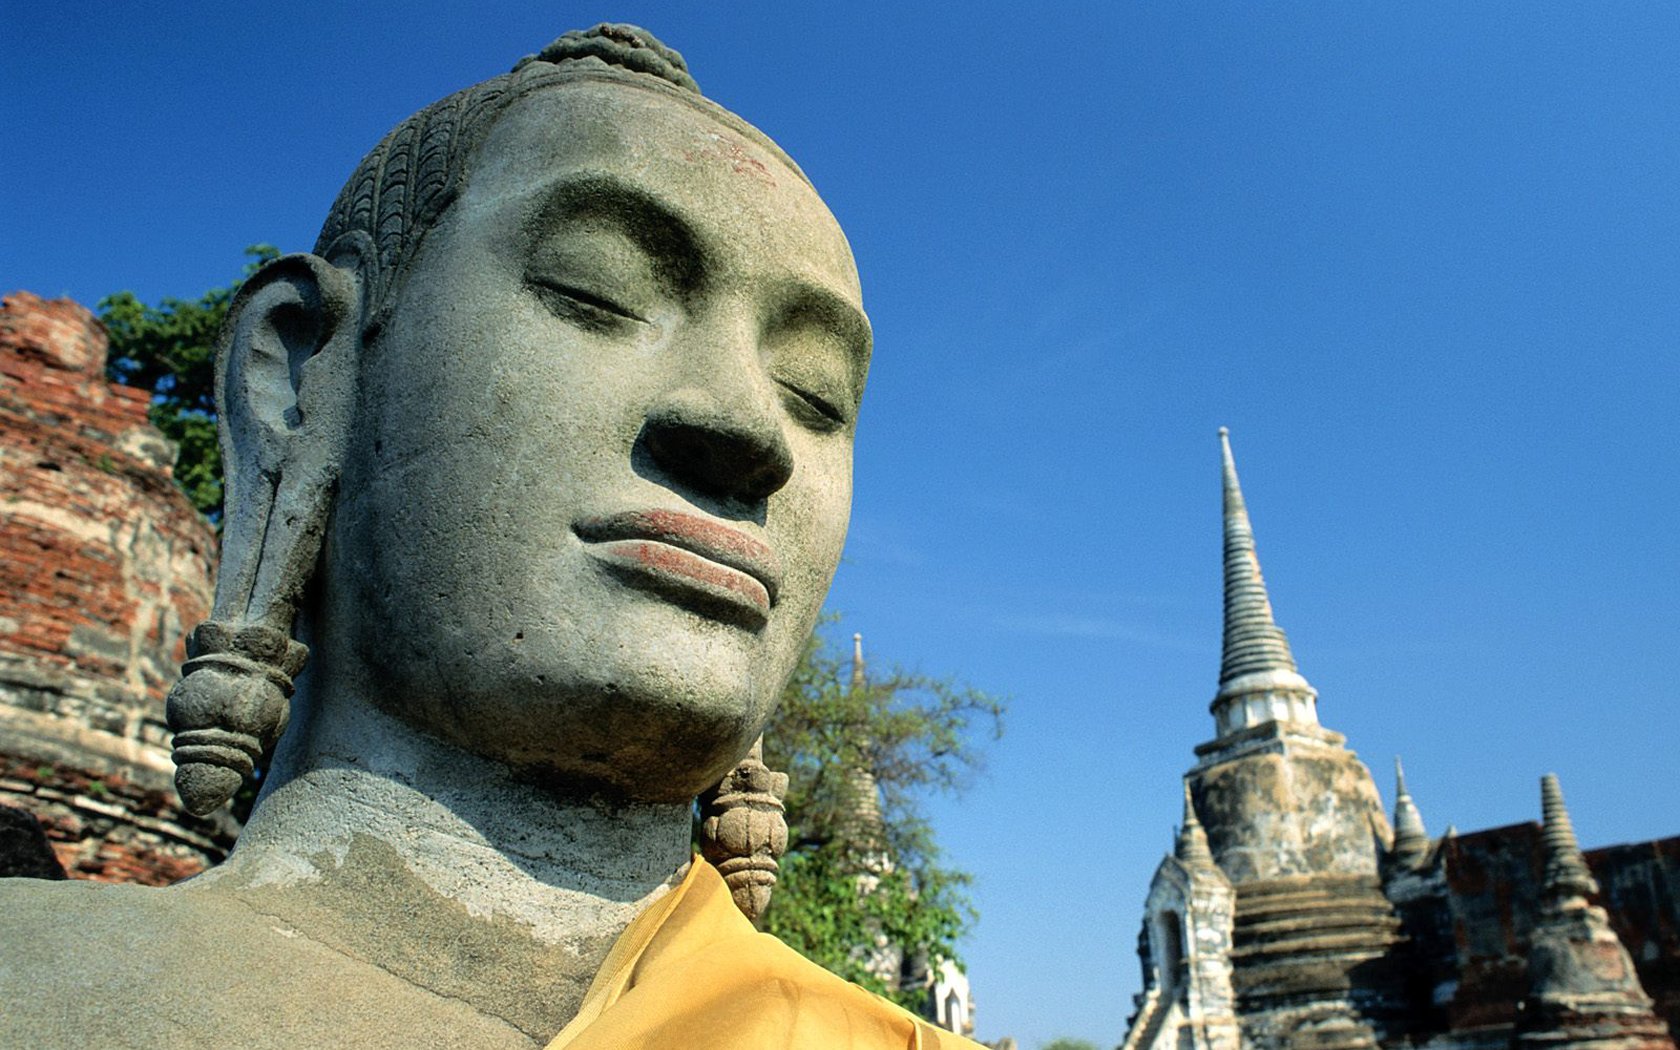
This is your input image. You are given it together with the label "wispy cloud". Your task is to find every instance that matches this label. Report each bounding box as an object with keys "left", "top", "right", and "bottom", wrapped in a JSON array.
[
  {"left": 838, "top": 523, "right": 928, "bottom": 569},
  {"left": 995, "top": 613, "right": 1204, "bottom": 652}
]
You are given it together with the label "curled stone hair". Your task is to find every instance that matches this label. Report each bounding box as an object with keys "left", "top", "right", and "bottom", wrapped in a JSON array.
[
  {"left": 169, "top": 26, "right": 797, "bottom": 910},
  {"left": 314, "top": 22, "right": 741, "bottom": 334},
  {"left": 513, "top": 23, "right": 699, "bottom": 91}
]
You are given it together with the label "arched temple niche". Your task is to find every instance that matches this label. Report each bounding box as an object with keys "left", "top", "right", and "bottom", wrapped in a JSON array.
[
  {"left": 1122, "top": 786, "right": 1241, "bottom": 1050},
  {"left": 1155, "top": 909, "right": 1186, "bottom": 995}
]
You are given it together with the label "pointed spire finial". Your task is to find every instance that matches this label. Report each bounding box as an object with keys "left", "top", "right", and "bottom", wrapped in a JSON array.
[
  {"left": 1175, "top": 780, "right": 1217, "bottom": 868},
  {"left": 1212, "top": 429, "right": 1318, "bottom": 732},
  {"left": 1390, "top": 756, "right": 1429, "bottom": 868},
  {"left": 1513, "top": 774, "right": 1671, "bottom": 1047},
  {"left": 838, "top": 632, "right": 886, "bottom": 853},
  {"left": 1540, "top": 773, "right": 1599, "bottom": 908}
]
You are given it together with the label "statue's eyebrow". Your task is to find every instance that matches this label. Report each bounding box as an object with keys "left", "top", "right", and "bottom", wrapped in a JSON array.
[
  {"left": 530, "top": 171, "right": 871, "bottom": 390},
  {"left": 528, "top": 173, "right": 704, "bottom": 294},
  {"left": 772, "top": 281, "right": 873, "bottom": 402}
]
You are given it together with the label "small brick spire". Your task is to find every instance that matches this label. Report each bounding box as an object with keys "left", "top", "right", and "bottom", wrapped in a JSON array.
[
  {"left": 1540, "top": 772, "right": 1599, "bottom": 909},
  {"left": 841, "top": 633, "right": 885, "bottom": 852},
  {"left": 1175, "top": 781, "right": 1218, "bottom": 870},
  {"left": 1514, "top": 774, "right": 1676, "bottom": 1049},
  {"left": 1390, "top": 757, "right": 1429, "bottom": 869}
]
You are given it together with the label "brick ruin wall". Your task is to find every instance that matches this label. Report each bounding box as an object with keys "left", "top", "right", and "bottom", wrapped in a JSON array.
[
  {"left": 1435, "top": 823, "right": 1680, "bottom": 1044},
  {"left": 0, "top": 290, "right": 234, "bottom": 883}
]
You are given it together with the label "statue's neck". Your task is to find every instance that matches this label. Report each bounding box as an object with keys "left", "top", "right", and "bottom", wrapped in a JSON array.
[{"left": 196, "top": 685, "right": 693, "bottom": 1038}]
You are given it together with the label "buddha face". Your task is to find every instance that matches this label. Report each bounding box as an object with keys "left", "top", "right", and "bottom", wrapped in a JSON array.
[{"left": 313, "top": 79, "right": 870, "bottom": 801}]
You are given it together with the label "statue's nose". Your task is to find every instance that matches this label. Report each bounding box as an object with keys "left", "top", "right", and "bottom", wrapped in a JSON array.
[{"left": 642, "top": 387, "right": 794, "bottom": 505}]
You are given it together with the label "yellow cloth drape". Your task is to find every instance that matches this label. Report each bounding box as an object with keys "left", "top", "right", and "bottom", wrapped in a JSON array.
[{"left": 546, "top": 859, "right": 984, "bottom": 1050}]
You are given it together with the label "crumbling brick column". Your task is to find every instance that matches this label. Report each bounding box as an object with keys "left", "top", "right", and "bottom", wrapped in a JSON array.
[{"left": 0, "top": 290, "right": 234, "bottom": 883}]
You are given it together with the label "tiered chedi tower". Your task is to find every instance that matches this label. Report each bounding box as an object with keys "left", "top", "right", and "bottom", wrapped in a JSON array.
[
  {"left": 840, "top": 634, "right": 889, "bottom": 860},
  {"left": 841, "top": 634, "right": 975, "bottom": 1038},
  {"left": 1387, "top": 758, "right": 1430, "bottom": 872},
  {"left": 1125, "top": 430, "right": 1679, "bottom": 1050},
  {"left": 1513, "top": 776, "right": 1675, "bottom": 1050},
  {"left": 1127, "top": 429, "right": 1405, "bottom": 1050}
]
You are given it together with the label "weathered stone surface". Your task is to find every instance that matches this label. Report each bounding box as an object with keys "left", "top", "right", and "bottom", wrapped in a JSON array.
[
  {"left": 0, "top": 291, "right": 231, "bottom": 882},
  {"left": 1192, "top": 724, "right": 1393, "bottom": 884},
  {"left": 697, "top": 734, "right": 788, "bottom": 923},
  {"left": 1394, "top": 824, "right": 1680, "bottom": 1048},
  {"left": 1121, "top": 434, "right": 1678, "bottom": 1050},
  {"left": 1389, "top": 758, "right": 1430, "bottom": 872},
  {"left": 1212, "top": 428, "right": 1319, "bottom": 737},
  {"left": 0, "top": 24, "right": 896, "bottom": 1049},
  {"left": 1511, "top": 776, "right": 1675, "bottom": 1050},
  {"left": 1590, "top": 839, "right": 1680, "bottom": 1039},
  {"left": 1397, "top": 787, "right": 1680, "bottom": 1050},
  {"left": 1121, "top": 433, "right": 1405, "bottom": 1050},
  {"left": 1124, "top": 785, "right": 1241, "bottom": 1050}
]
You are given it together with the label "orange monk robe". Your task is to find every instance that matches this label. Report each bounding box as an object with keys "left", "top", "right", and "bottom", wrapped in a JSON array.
[{"left": 547, "top": 858, "right": 985, "bottom": 1050}]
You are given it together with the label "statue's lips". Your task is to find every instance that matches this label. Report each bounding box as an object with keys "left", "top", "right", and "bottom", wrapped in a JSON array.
[{"left": 574, "top": 510, "right": 781, "bottom": 626}]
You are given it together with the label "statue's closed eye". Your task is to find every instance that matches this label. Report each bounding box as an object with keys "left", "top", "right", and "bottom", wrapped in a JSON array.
[
  {"left": 530, "top": 279, "right": 649, "bottom": 331},
  {"left": 776, "top": 380, "right": 846, "bottom": 433}
]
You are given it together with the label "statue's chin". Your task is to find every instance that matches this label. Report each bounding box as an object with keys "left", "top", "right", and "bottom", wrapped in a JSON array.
[
  {"left": 299, "top": 540, "right": 795, "bottom": 803},
  {"left": 350, "top": 661, "right": 772, "bottom": 804}
]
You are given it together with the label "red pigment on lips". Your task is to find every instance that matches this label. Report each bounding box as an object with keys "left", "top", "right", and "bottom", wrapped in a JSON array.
[
  {"left": 629, "top": 510, "right": 776, "bottom": 568},
  {"left": 618, "top": 540, "right": 770, "bottom": 611}
]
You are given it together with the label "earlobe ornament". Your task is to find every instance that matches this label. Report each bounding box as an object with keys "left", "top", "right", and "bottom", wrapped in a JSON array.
[
  {"left": 166, "top": 621, "right": 307, "bottom": 815},
  {"left": 698, "top": 736, "right": 789, "bottom": 925}
]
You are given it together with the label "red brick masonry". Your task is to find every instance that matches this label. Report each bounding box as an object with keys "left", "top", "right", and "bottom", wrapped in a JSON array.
[{"left": 0, "top": 291, "right": 232, "bottom": 883}]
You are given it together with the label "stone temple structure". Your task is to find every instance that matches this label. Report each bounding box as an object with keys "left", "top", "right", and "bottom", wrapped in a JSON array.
[
  {"left": 0, "top": 291, "right": 233, "bottom": 883},
  {"left": 1121, "top": 430, "right": 1678, "bottom": 1050},
  {"left": 844, "top": 634, "right": 978, "bottom": 1039}
]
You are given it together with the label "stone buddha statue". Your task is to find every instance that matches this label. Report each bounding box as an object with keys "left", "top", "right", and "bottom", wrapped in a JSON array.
[{"left": 0, "top": 25, "right": 977, "bottom": 1049}]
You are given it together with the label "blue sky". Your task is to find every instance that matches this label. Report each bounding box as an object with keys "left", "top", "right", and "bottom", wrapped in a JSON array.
[{"left": 5, "top": 4, "right": 1677, "bottom": 1046}]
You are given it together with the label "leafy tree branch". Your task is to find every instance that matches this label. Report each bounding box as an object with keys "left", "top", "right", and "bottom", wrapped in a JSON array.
[{"left": 99, "top": 244, "right": 278, "bottom": 520}]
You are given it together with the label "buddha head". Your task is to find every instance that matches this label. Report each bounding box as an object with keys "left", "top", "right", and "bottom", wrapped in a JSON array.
[{"left": 167, "top": 25, "right": 870, "bottom": 811}]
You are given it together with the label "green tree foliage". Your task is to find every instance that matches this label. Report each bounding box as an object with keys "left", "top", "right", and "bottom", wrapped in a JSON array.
[
  {"left": 761, "top": 625, "right": 1005, "bottom": 1010},
  {"left": 1040, "top": 1039, "right": 1100, "bottom": 1050},
  {"left": 98, "top": 244, "right": 279, "bottom": 520}
]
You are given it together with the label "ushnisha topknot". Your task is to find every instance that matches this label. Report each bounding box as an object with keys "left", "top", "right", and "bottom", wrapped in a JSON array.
[
  {"left": 313, "top": 24, "right": 712, "bottom": 335},
  {"left": 514, "top": 23, "right": 700, "bottom": 94},
  {"left": 308, "top": 22, "right": 815, "bottom": 342}
]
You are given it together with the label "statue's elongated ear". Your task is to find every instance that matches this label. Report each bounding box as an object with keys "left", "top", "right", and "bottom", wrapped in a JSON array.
[
  {"left": 167, "top": 249, "right": 363, "bottom": 815},
  {"left": 214, "top": 249, "right": 363, "bottom": 627}
]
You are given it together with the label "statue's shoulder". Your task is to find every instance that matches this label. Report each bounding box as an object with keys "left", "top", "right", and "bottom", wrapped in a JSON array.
[
  {"left": 0, "top": 873, "right": 218, "bottom": 955},
  {"left": 0, "top": 876, "right": 534, "bottom": 1049},
  {"left": 0, "top": 877, "right": 274, "bottom": 1045}
]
